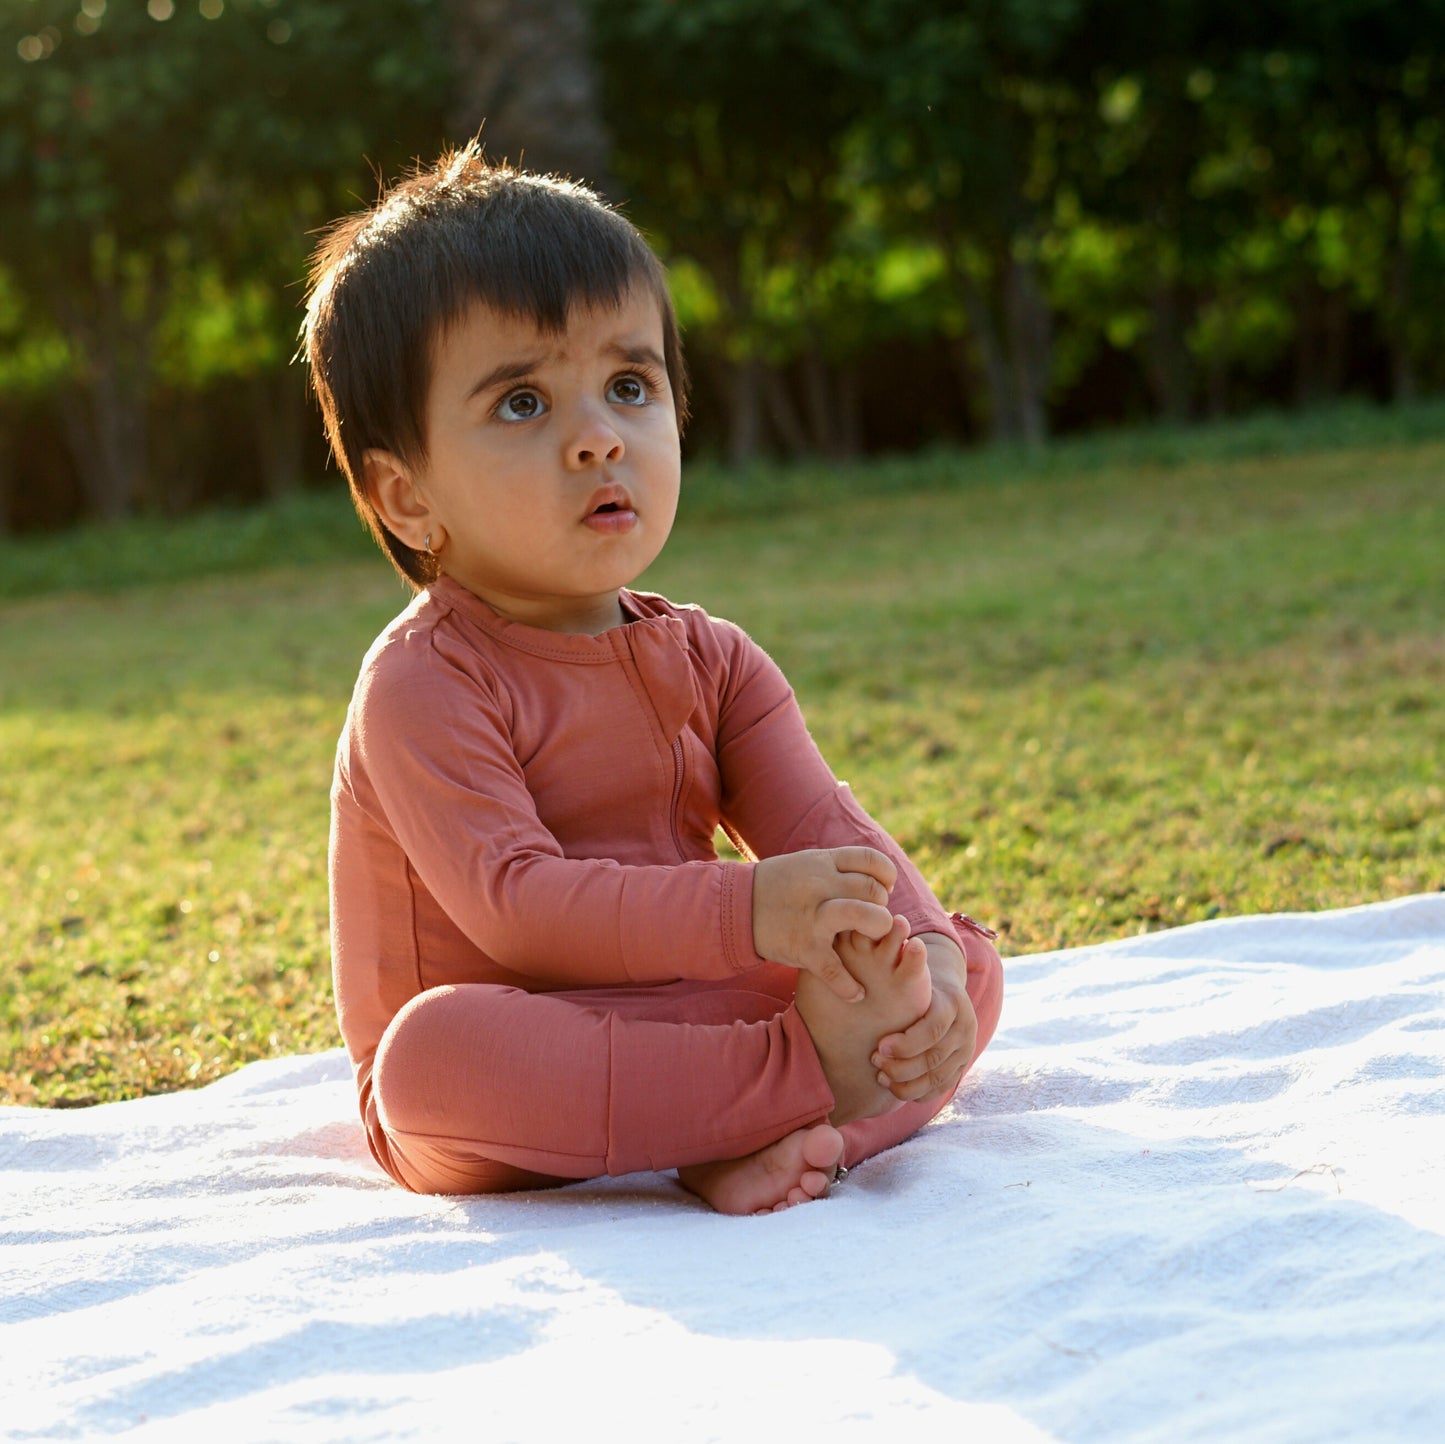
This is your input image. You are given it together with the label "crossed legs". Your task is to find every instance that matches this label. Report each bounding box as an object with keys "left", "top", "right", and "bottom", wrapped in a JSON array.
[{"left": 370, "top": 932, "right": 1003, "bottom": 1213}]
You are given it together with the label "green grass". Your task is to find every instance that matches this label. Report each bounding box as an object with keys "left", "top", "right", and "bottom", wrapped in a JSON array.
[
  {"left": 5, "top": 396, "right": 1445, "bottom": 600},
  {"left": 2, "top": 412, "right": 1442, "bottom": 1105}
]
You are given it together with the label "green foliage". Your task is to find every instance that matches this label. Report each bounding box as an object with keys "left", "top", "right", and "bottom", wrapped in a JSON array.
[
  {"left": 594, "top": 0, "right": 1445, "bottom": 449},
  {"left": 0, "top": 0, "right": 448, "bottom": 252},
  {"left": 0, "top": 263, "right": 70, "bottom": 392},
  {"left": 0, "top": 0, "right": 450, "bottom": 516},
  {"left": 0, "top": 486, "right": 376, "bottom": 598},
  {"left": 4, "top": 0, "right": 1445, "bottom": 520}
]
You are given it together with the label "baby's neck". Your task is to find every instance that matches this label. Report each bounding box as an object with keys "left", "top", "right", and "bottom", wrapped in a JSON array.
[{"left": 449, "top": 576, "right": 629, "bottom": 635}]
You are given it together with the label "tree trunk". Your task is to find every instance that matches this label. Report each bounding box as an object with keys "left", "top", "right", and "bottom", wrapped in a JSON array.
[
  {"left": 0, "top": 413, "right": 12, "bottom": 536},
  {"left": 1293, "top": 281, "right": 1324, "bottom": 408},
  {"left": 55, "top": 368, "right": 147, "bottom": 522},
  {"left": 252, "top": 370, "right": 308, "bottom": 499},
  {"left": 1146, "top": 282, "right": 1193, "bottom": 422},
  {"left": 721, "top": 353, "right": 764, "bottom": 465},
  {"left": 954, "top": 262, "right": 1020, "bottom": 444},
  {"left": 1293, "top": 282, "right": 1351, "bottom": 409},
  {"left": 1205, "top": 352, "right": 1230, "bottom": 420},
  {"left": 448, "top": 0, "right": 614, "bottom": 195},
  {"left": 940, "top": 219, "right": 1053, "bottom": 447},
  {"left": 836, "top": 362, "right": 861, "bottom": 459},
  {"left": 800, "top": 346, "right": 831, "bottom": 455},
  {"left": 762, "top": 363, "right": 811, "bottom": 461},
  {"left": 1387, "top": 238, "right": 1418, "bottom": 402},
  {"left": 796, "top": 348, "right": 863, "bottom": 461},
  {"left": 49, "top": 270, "right": 159, "bottom": 522},
  {"left": 1002, "top": 251, "right": 1051, "bottom": 449}
]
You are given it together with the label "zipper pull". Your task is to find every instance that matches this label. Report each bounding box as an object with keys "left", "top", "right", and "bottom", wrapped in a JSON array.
[{"left": 951, "top": 911, "right": 1000, "bottom": 941}]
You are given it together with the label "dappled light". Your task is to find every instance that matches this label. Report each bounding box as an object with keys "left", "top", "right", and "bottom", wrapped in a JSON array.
[{"left": 3, "top": 2, "right": 1445, "bottom": 529}]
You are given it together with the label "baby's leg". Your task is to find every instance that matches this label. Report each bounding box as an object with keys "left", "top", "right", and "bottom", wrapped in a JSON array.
[
  {"left": 671, "top": 920, "right": 933, "bottom": 1213},
  {"left": 369, "top": 978, "right": 838, "bottom": 1208},
  {"left": 793, "top": 915, "right": 933, "bottom": 1125}
]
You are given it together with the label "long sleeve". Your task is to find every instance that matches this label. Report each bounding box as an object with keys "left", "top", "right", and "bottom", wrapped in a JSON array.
[
  {"left": 329, "top": 583, "right": 965, "bottom": 1096},
  {"left": 711, "top": 625, "right": 955, "bottom": 941},
  {"left": 342, "top": 635, "right": 764, "bottom": 990}
]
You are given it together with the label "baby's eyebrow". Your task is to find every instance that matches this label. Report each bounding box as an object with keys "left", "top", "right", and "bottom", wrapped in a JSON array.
[
  {"left": 465, "top": 356, "right": 544, "bottom": 402},
  {"left": 463, "top": 342, "right": 667, "bottom": 402},
  {"left": 606, "top": 343, "right": 667, "bottom": 373}
]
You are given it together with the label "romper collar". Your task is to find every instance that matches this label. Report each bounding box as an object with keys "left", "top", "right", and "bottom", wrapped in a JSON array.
[{"left": 427, "top": 576, "right": 699, "bottom": 739}]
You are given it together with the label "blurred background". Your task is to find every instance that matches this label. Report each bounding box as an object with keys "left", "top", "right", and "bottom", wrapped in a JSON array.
[{"left": 2, "top": 0, "right": 1443, "bottom": 535}]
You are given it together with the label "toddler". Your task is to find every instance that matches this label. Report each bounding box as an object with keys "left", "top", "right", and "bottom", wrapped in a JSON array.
[{"left": 304, "top": 144, "right": 1004, "bottom": 1215}]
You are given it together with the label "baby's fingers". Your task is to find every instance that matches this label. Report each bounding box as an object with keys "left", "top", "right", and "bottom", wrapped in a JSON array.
[
  {"left": 828, "top": 845, "right": 898, "bottom": 894},
  {"left": 818, "top": 897, "right": 894, "bottom": 942},
  {"left": 873, "top": 992, "right": 977, "bottom": 1101},
  {"left": 832, "top": 867, "right": 891, "bottom": 908},
  {"left": 805, "top": 944, "right": 865, "bottom": 1003},
  {"left": 881, "top": 1057, "right": 964, "bottom": 1103},
  {"left": 876, "top": 1047, "right": 961, "bottom": 1100},
  {"left": 875, "top": 1000, "right": 951, "bottom": 1065}
]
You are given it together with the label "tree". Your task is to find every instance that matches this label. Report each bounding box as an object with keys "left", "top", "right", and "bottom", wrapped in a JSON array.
[
  {"left": 844, "top": 0, "right": 1091, "bottom": 447},
  {"left": 448, "top": 0, "right": 613, "bottom": 193},
  {"left": 592, "top": 0, "right": 910, "bottom": 461},
  {"left": 1060, "top": 0, "right": 1445, "bottom": 416},
  {"left": 1280, "top": 0, "right": 1445, "bottom": 400},
  {"left": 0, "top": 0, "right": 448, "bottom": 519}
]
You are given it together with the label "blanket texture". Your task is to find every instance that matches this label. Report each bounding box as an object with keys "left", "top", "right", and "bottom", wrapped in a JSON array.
[{"left": 4, "top": 893, "right": 1443, "bottom": 1442}]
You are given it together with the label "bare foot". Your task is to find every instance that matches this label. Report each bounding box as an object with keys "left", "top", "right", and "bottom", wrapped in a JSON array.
[
  {"left": 795, "top": 915, "right": 932, "bottom": 1125},
  {"left": 677, "top": 1123, "right": 845, "bottom": 1216}
]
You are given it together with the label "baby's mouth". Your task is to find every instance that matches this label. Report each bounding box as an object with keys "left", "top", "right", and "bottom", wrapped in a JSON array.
[
  {"left": 583, "top": 483, "right": 635, "bottom": 521},
  {"left": 582, "top": 485, "right": 639, "bottom": 532}
]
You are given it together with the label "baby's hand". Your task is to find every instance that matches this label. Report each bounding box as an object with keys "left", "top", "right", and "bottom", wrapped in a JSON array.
[
  {"left": 833, "top": 916, "right": 920, "bottom": 983},
  {"left": 752, "top": 846, "right": 897, "bottom": 1002},
  {"left": 870, "top": 933, "right": 979, "bottom": 1103}
]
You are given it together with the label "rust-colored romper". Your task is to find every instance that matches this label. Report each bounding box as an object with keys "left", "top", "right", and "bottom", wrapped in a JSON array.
[{"left": 329, "top": 575, "right": 1003, "bottom": 1193}]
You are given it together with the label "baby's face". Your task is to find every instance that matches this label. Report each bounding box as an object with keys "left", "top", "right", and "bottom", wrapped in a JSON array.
[{"left": 412, "top": 287, "right": 681, "bottom": 633}]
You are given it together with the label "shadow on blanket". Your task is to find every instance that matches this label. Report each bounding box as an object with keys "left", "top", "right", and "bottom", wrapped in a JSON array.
[{"left": 5, "top": 893, "right": 1444, "bottom": 1442}]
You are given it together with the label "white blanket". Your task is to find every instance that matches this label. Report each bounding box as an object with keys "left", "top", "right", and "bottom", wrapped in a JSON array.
[{"left": 4, "top": 894, "right": 1443, "bottom": 1442}]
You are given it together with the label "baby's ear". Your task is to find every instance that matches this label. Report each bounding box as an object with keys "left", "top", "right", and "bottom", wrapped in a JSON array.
[{"left": 363, "top": 449, "right": 428, "bottom": 546}]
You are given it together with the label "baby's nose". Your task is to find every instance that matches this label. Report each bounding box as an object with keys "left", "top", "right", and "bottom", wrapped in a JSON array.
[{"left": 566, "top": 406, "right": 625, "bottom": 466}]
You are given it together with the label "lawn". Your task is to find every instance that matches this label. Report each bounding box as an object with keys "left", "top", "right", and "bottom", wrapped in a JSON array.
[{"left": 2, "top": 412, "right": 1442, "bottom": 1105}]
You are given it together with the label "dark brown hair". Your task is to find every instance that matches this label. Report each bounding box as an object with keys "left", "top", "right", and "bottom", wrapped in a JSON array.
[{"left": 302, "top": 142, "right": 689, "bottom": 589}]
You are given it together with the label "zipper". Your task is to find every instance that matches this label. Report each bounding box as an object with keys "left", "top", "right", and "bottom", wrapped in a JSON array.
[
  {"left": 951, "top": 911, "right": 1000, "bottom": 941},
  {"left": 669, "top": 735, "right": 687, "bottom": 859}
]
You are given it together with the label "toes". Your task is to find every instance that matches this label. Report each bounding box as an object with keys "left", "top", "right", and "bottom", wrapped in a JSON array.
[
  {"left": 799, "top": 1169, "right": 831, "bottom": 1198},
  {"left": 888, "top": 917, "right": 912, "bottom": 965},
  {"left": 800, "top": 1124, "right": 845, "bottom": 1172}
]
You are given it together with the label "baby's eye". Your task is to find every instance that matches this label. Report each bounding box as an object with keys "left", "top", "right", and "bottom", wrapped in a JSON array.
[
  {"left": 496, "top": 388, "right": 545, "bottom": 422},
  {"left": 607, "top": 374, "right": 649, "bottom": 407}
]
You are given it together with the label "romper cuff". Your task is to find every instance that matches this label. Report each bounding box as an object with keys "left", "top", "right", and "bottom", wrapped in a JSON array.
[
  {"left": 902, "top": 911, "right": 958, "bottom": 944},
  {"left": 721, "top": 860, "right": 770, "bottom": 973}
]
